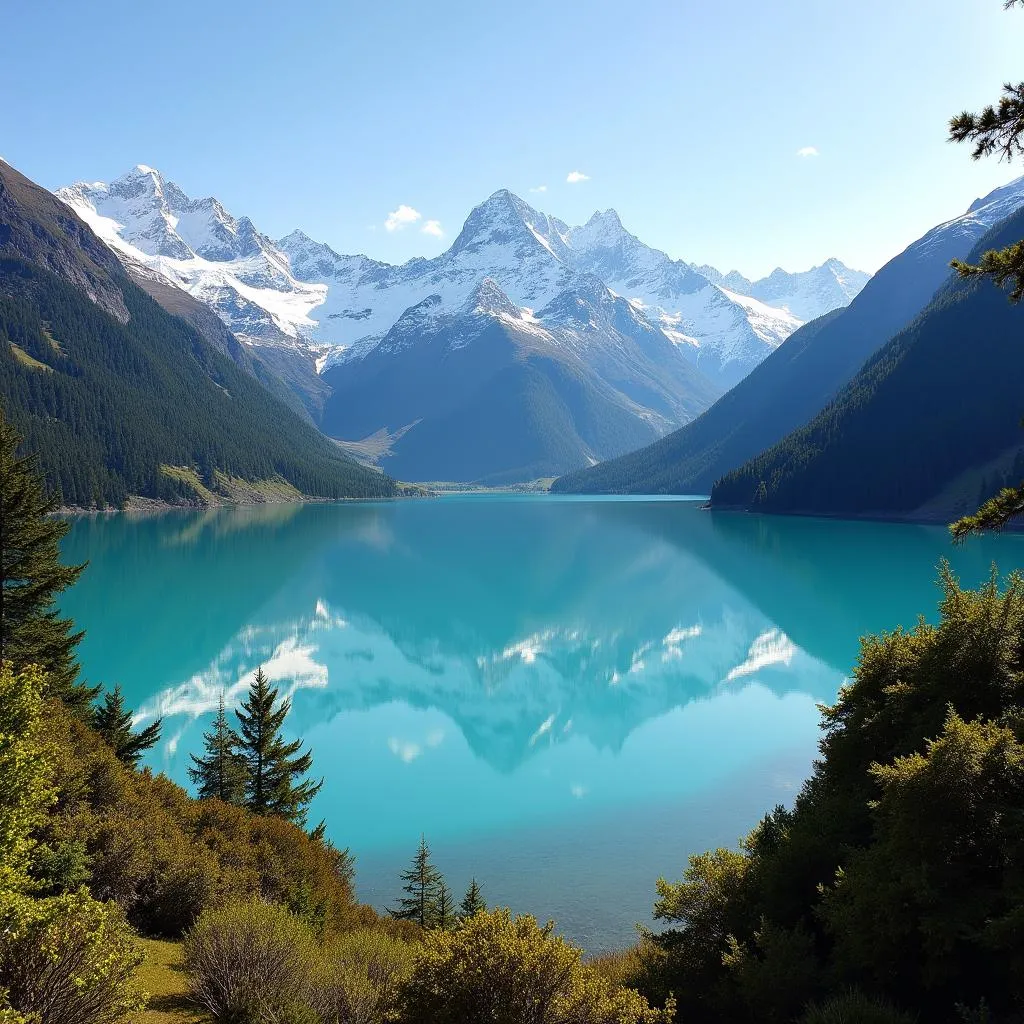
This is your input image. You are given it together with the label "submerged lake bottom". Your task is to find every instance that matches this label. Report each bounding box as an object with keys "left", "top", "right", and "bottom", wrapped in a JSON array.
[{"left": 60, "top": 494, "right": 1024, "bottom": 952}]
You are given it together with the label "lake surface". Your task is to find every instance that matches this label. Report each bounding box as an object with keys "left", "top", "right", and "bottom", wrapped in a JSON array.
[{"left": 60, "top": 495, "right": 1024, "bottom": 952}]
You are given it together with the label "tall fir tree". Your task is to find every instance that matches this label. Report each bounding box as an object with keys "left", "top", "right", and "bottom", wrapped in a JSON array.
[
  {"left": 435, "top": 880, "right": 456, "bottom": 931},
  {"left": 0, "top": 409, "right": 93, "bottom": 712},
  {"left": 234, "top": 667, "right": 323, "bottom": 826},
  {"left": 187, "top": 692, "right": 247, "bottom": 804},
  {"left": 390, "top": 834, "right": 445, "bottom": 929},
  {"left": 93, "top": 685, "right": 163, "bottom": 769},
  {"left": 460, "top": 878, "right": 486, "bottom": 919}
]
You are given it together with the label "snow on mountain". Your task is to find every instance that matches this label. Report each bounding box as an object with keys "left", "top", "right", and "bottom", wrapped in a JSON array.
[
  {"left": 57, "top": 167, "right": 328, "bottom": 353},
  {"left": 691, "top": 259, "right": 870, "bottom": 323},
  {"left": 741, "top": 259, "right": 870, "bottom": 322},
  {"left": 910, "top": 174, "right": 1024, "bottom": 262},
  {"left": 56, "top": 167, "right": 869, "bottom": 393},
  {"left": 567, "top": 210, "right": 802, "bottom": 386}
]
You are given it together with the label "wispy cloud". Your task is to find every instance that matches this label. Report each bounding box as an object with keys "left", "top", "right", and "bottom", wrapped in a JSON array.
[
  {"left": 566, "top": 170, "right": 590, "bottom": 184},
  {"left": 384, "top": 204, "right": 422, "bottom": 232},
  {"left": 421, "top": 219, "right": 443, "bottom": 238},
  {"left": 529, "top": 185, "right": 548, "bottom": 193},
  {"left": 796, "top": 146, "right": 820, "bottom": 158}
]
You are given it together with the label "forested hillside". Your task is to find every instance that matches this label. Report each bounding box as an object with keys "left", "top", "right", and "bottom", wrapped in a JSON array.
[
  {"left": 0, "top": 161, "right": 394, "bottom": 506},
  {"left": 710, "top": 207, "right": 1024, "bottom": 517},
  {"left": 552, "top": 176, "right": 1024, "bottom": 495}
]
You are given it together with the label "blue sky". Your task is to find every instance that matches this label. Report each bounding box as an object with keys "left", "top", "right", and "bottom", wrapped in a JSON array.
[{"left": 2, "top": 0, "right": 1022, "bottom": 277}]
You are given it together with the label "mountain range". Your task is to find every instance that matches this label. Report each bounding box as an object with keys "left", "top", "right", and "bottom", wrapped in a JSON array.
[
  {"left": 554, "top": 174, "right": 1024, "bottom": 497},
  {"left": 0, "top": 158, "right": 393, "bottom": 506},
  {"left": 57, "top": 168, "right": 867, "bottom": 481},
  {"left": 710, "top": 205, "right": 1024, "bottom": 520}
]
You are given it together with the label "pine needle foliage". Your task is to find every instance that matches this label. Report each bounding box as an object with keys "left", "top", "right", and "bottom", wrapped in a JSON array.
[
  {"left": 92, "top": 685, "right": 162, "bottom": 770},
  {"left": 187, "top": 692, "right": 247, "bottom": 804},
  {"left": 948, "top": 2, "right": 1024, "bottom": 305},
  {"left": 460, "top": 877, "right": 486, "bottom": 919},
  {"left": 389, "top": 835, "right": 445, "bottom": 929},
  {"left": 0, "top": 409, "right": 91, "bottom": 711},
  {"left": 235, "top": 668, "right": 323, "bottom": 826}
]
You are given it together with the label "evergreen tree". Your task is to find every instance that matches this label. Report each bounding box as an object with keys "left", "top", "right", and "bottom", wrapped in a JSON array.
[
  {"left": 93, "top": 685, "right": 163, "bottom": 769},
  {"left": 435, "top": 880, "right": 455, "bottom": 931},
  {"left": 460, "top": 877, "right": 486, "bottom": 919},
  {"left": 390, "top": 834, "right": 444, "bottom": 929},
  {"left": 948, "top": 1, "right": 1024, "bottom": 539},
  {"left": 187, "top": 693, "right": 247, "bottom": 804},
  {"left": 949, "top": 0, "right": 1024, "bottom": 304},
  {"left": 234, "top": 667, "right": 323, "bottom": 826},
  {"left": 0, "top": 409, "right": 92, "bottom": 711}
]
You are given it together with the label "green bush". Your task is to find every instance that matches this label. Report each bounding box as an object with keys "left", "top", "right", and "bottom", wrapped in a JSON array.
[
  {"left": 397, "top": 908, "right": 673, "bottom": 1024},
  {"left": 183, "top": 899, "right": 324, "bottom": 1024},
  {"left": 317, "top": 928, "right": 416, "bottom": 1024},
  {"left": 800, "top": 990, "right": 917, "bottom": 1024},
  {"left": 0, "top": 889, "right": 145, "bottom": 1024},
  {"left": 38, "top": 706, "right": 361, "bottom": 937}
]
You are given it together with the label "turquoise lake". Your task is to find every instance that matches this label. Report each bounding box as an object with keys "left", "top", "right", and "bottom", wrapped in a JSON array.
[{"left": 59, "top": 495, "right": 1024, "bottom": 952}]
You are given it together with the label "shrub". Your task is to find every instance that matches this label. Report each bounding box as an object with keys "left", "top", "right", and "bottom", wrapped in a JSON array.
[
  {"left": 397, "top": 908, "right": 674, "bottom": 1024},
  {"left": 800, "top": 990, "right": 917, "bottom": 1024},
  {"left": 0, "top": 889, "right": 145, "bottom": 1024},
  {"left": 38, "top": 706, "right": 360, "bottom": 938},
  {"left": 0, "top": 666, "right": 54, "bottom": 892},
  {"left": 183, "top": 899, "right": 324, "bottom": 1024},
  {"left": 316, "top": 928, "right": 416, "bottom": 1024}
]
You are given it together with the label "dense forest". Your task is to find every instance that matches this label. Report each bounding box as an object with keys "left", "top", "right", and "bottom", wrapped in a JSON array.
[
  {"left": 551, "top": 187, "right": 999, "bottom": 497},
  {"left": 710, "top": 207, "right": 1024, "bottom": 517},
  {"left": 0, "top": 159, "right": 393, "bottom": 507},
  {"left": 0, "top": 258, "right": 394, "bottom": 505}
]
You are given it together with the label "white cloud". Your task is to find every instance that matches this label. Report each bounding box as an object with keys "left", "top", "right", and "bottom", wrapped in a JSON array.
[
  {"left": 421, "top": 219, "right": 443, "bottom": 238},
  {"left": 529, "top": 185, "right": 548, "bottom": 193},
  {"left": 796, "top": 146, "right": 820, "bottom": 158},
  {"left": 570, "top": 784, "right": 588, "bottom": 799},
  {"left": 384, "top": 204, "right": 422, "bottom": 232},
  {"left": 566, "top": 171, "right": 590, "bottom": 184}
]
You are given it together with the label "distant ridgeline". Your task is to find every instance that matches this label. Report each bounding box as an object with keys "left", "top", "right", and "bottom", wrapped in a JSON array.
[
  {"left": 711, "top": 206, "right": 1024, "bottom": 520},
  {"left": 0, "top": 160, "right": 394, "bottom": 506},
  {"left": 553, "top": 175, "right": 1024, "bottom": 510}
]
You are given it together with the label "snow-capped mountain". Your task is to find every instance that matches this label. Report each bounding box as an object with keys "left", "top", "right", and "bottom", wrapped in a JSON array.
[
  {"left": 319, "top": 273, "right": 722, "bottom": 483},
  {"left": 565, "top": 209, "right": 803, "bottom": 386},
  {"left": 58, "top": 170, "right": 865, "bottom": 391},
  {"left": 55, "top": 166, "right": 876, "bottom": 480},
  {"left": 57, "top": 167, "right": 328, "bottom": 352},
  {"left": 694, "top": 258, "right": 870, "bottom": 323}
]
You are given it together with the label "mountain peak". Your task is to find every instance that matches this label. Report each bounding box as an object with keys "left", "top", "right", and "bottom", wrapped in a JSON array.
[{"left": 469, "top": 277, "right": 521, "bottom": 319}]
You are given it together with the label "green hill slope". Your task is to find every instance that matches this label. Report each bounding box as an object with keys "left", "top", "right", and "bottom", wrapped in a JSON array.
[
  {"left": 0, "top": 161, "right": 393, "bottom": 506},
  {"left": 552, "top": 181, "right": 1024, "bottom": 496},
  {"left": 710, "top": 208, "right": 1024, "bottom": 518}
]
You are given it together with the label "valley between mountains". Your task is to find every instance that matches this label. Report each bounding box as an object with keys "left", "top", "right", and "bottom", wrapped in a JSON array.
[
  {"left": 4, "top": 154, "right": 1024, "bottom": 522},
  {"left": 55, "top": 166, "right": 866, "bottom": 486}
]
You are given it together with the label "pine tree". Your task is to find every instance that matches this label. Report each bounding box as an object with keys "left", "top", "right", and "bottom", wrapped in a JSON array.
[
  {"left": 234, "top": 667, "right": 323, "bottom": 826},
  {"left": 390, "top": 834, "right": 444, "bottom": 929},
  {"left": 435, "top": 880, "right": 456, "bottom": 930},
  {"left": 187, "top": 692, "right": 247, "bottom": 804},
  {"left": 460, "top": 877, "right": 486, "bottom": 919},
  {"left": 93, "top": 684, "right": 163, "bottom": 769},
  {"left": 0, "top": 409, "right": 93, "bottom": 712},
  {"left": 947, "top": 0, "right": 1024, "bottom": 539}
]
